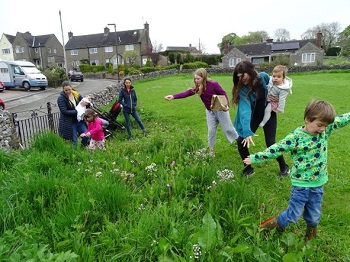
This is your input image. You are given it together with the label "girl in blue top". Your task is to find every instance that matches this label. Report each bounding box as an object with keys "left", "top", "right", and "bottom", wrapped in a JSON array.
[{"left": 232, "top": 61, "right": 289, "bottom": 177}]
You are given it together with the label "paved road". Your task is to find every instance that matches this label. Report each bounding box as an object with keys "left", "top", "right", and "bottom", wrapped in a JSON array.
[{"left": 2, "top": 79, "right": 118, "bottom": 113}]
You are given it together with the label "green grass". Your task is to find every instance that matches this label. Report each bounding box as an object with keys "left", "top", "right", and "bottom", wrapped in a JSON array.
[{"left": 1, "top": 71, "right": 350, "bottom": 261}]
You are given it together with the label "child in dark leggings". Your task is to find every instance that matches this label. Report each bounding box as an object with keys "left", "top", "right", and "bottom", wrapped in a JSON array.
[{"left": 232, "top": 61, "right": 290, "bottom": 177}]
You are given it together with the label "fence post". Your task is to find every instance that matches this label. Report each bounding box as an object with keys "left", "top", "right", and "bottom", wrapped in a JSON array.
[{"left": 47, "top": 102, "right": 55, "bottom": 131}]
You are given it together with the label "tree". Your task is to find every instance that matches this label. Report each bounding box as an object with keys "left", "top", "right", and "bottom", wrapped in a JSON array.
[
  {"left": 337, "top": 24, "right": 350, "bottom": 56},
  {"left": 122, "top": 50, "right": 139, "bottom": 65},
  {"left": 274, "top": 28, "right": 290, "bottom": 42},
  {"left": 301, "top": 22, "right": 342, "bottom": 52},
  {"left": 148, "top": 41, "right": 163, "bottom": 66},
  {"left": 217, "top": 33, "right": 239, "bottom": 54},
  {"left": 234, "top": 31, "right": 270, "bottom": 45}
]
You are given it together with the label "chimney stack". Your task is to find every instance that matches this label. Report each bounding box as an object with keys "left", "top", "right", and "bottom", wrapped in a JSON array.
[{"left": 316, "top": 31, "right": 322, "bottom": 48}]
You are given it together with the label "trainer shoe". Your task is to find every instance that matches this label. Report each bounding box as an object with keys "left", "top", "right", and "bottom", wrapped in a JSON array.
[
  {"left": 242, "top": 166, "right": 255, "bottom": 177},
  {"left": 259, "top": 217, "right": 284, "bottom": 232},
  {"left": 278, "top": 165, "right": 290, "bottom": 178}
]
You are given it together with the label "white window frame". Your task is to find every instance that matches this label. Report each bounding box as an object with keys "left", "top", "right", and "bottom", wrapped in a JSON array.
[
  {"left": 15, "top": 46, "right": 24, "bottom": 53},
  {"left": 48, "top": 56, "right": 55, "bottom": 63},
  {"left": 302, "top": 53, "right": 315, "bottom": 63},
  {"left": 229, "top": 57, "right": 241, "bottom": 67},
  {"left": 125, "top": 44, "right": 134, "bottom": 51},
  {"left": 90, "top": 59, "right": 99, "bottom": 65},
  {"left": 89, "top": 48, "right": 97, "bottom": 54},
  {"left": 70, "top": 50, "right": 78, "bottom": 56},
  {"left": 105, "top": 46, "right": 113, "bottom": 53},
  {"left": 2, "top": 48, "right": 11, "bottom": 54}
]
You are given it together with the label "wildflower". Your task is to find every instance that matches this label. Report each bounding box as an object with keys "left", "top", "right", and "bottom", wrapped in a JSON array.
[
  {"left": 166, "top": 183, "right": 171, "bottom": 188},
  {"left": 192, "top": 243, "right": 202, "bottom": 260},
  {"left": 145, "top": 163, "right": 157, "bottom": 173},
  {"left": 95, "top": 171, "right": 102, "bottom": 178},
  {"left": 216, "top": 169, "right": 235, "bottom": 182},
  {"left": 139, "top": 204, "right": 145, "bottom": 210},
  {"left": 170, "top": 160, "right": 176, "bottom": 166}
]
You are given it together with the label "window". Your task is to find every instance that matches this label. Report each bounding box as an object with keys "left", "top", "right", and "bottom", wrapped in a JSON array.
[
  {"left": 89, "top": 48, "right": 97, "bottom": 54},
  {"left": 2, "top": 48, "right": 11, "bottom": 54},
  {"left": 105, "top": 58, "right": 111, "bottom": 63},
  {"left": 70, "top": 50, "right": 78, "bottom": 55},
  {"left": 72, "top": 61, "right": 80, "bottom": 67},
  {"left": 54, "top": 48, "right": 57, "bottom": 54},
  {"left": 48, "top": 48, "right": 51, "bottom": 53},
  {"left": 48, "top": 57, "right": 55, "bottom": 63},
  {"left": 229, "top": 57, "right": 241, "bottom": 67},
  {"left": 35, "top": 48, "right": 39, "bottom": 53},
  {"left": 90, "top": 59, "right": 99, "bottom": 65},
  {"left": 105, "top": 46, "right": 113, "bottom": 53},
  {"left": 125, "top": 45, "right": 134, "bottom": 51},
  {"left": 15, "top": 46, "right": 24, "bottom": 53},
  {"left": 302, "top": 53, "right": 315, "bottom": 63}
]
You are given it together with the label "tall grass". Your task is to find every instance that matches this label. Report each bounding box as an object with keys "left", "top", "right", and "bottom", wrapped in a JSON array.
[{"left": 0, "top": 71, "right": 350, "bottom": 261}]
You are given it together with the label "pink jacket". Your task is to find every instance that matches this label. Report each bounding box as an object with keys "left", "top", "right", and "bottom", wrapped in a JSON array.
[{"left": 84, "top": 118, "right": 104, "bottom": 141}]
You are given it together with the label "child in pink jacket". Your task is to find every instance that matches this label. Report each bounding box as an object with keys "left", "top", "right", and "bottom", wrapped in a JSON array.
[{"left": 80, "top": 109, "right": 105, "bottom": 150}]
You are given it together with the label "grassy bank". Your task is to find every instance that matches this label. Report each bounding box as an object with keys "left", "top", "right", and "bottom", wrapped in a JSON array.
[{"left": 1, "top": 71, "right": 350, "bottom": 261}]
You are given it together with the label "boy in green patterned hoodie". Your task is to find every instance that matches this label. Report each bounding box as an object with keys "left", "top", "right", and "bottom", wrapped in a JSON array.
[{"left": 243, "top": 100, "right": 350, "bottom": 241}]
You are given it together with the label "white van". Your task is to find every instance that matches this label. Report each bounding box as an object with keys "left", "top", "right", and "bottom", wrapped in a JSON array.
[{"left": 0, "top": 60, "right": 48, "bottom": 91}]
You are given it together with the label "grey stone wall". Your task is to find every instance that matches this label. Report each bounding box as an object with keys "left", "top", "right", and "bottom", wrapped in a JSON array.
[{"left": 0, "top": 110, "right": 21, "bottom": 152}]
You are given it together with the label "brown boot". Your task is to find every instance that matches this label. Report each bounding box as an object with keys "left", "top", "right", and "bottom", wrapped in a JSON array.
[
  {"left": 305, "top": 226, "right": 317, "bottom": 242},
  {"left": 259, "top": 217, "right": 284, "bottom": 232}
]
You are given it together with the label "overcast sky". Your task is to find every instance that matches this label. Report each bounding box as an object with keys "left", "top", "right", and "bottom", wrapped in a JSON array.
[{"left": 1, "top": 0, "right": 349, "bottom": 54}]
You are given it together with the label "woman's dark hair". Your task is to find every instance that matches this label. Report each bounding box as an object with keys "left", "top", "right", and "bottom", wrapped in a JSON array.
[{"left": 232, "top": 61, "right": 261, "bottom": 105}]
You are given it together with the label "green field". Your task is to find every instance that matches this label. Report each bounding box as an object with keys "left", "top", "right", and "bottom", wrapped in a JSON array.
[{"left": 1, "top": 70, "right": 350, "bottom": 261}]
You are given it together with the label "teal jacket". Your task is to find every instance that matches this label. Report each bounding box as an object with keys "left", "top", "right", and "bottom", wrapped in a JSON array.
[{"left": 234, "top": 72, "right": 270, "bottom": 138}]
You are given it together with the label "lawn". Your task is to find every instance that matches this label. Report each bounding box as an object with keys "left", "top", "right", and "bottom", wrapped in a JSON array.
[{"left": 0, "top": 70, "right": 350, "bottom": 261}]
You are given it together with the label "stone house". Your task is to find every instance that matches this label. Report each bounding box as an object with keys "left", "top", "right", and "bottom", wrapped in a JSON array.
[
  {"left": 0, "top": 32, "right": 64, "bottom": 68},
  {"left": 64, "top": 23, "right": 152, "bottom": 70},
  {"left": 222, "top": 32, "right": 324, "bottom": 68}
]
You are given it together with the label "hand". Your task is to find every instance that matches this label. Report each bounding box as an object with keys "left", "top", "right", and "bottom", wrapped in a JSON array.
[
  {"left": 164, "top": 95, "right": 174, "bottom": 101},
  {"left": 80, "top": 133, "right": 86, "bottom": 137},
  {"left": 242, "top": 136, "right": 255, "bottom": 148},
  {"left": 243, "top": 156, "right": 251, "bottom": 165}
]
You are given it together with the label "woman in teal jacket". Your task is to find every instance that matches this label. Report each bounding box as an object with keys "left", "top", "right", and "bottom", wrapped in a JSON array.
[{"left": 232, "top": 61, "right": 289, "bottom": 177}]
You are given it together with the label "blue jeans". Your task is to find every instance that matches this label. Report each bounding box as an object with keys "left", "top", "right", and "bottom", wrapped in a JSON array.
[
  {"left": 277, "top": 186, "right": 324, "bottom": 228},
  {"left": 122, "top": 110, "right": 145, "bottom": 137},
  {"left": 72, "top": 121, "right": 89, "bottom": 146}
]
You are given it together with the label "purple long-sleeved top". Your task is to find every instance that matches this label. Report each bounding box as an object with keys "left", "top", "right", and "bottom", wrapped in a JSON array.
[{"left": 172, "top": 81, "right": 229, "bottom": 110}]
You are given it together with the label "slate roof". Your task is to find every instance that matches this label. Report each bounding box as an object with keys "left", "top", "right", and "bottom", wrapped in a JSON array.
[
  {"left": 16, "top": 32, "right": 53, "bottom": 47},
  {"left": 229, "top": 39, "right": 318, "bottom": 56},
  {"left": 65, "top": 29, "right": 146, "bottom": 50},
  {"left": 4, "top": 34, "right": 15, "bottom": 44}
]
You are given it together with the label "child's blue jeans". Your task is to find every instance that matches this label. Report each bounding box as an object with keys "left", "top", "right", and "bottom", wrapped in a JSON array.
[{"left": 277, "top": 186, "right": 324, "bottom": 228}]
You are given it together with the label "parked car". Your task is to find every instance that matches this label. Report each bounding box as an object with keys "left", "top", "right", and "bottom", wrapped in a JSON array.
[
  {"left": 70, "top": 71, "right": 84, "bottom": 82},
  {"left": 0, "top": 98, "right": 5, "bottom": 110},
  {"left": 0, "top": 81, "right": 5, "bottom": 92}
]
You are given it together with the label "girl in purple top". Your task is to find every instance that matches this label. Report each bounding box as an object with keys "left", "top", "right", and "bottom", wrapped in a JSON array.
[{"left": 164, "top": 68, "right": 238, "bottom": 155}]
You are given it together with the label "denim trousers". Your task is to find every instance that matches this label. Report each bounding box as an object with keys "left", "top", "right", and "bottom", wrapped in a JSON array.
[
  {"left": 72, "top": 121, "right": 89, "bottom": 146},
  {"left": 123, "top": 110, "right": 145, "bottom": 137},
  {"left": 277, "top": 186, "right": 324, "bottom": 228}
]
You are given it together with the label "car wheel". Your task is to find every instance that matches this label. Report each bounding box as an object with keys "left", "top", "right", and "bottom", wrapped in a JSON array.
[
  {"left": 40, "top": 87, "right": 46, "bottom": 90},
  {"left": 23, "top": 82, "right": 31, "bottom": 91}
]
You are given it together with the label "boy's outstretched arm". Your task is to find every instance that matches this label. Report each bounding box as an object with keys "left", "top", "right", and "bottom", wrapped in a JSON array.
[{"left": 243, "top": 156, "right": 251, "bottom": 165}]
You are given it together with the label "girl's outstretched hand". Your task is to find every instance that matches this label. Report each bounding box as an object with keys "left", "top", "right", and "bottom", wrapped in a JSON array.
[
  {"left": 164, "top": 95, "right": 174, "bottom": 101},
  {"left": 242, "top": 136, "right": 255, "bottom": 148},
  {"left": 243, "top": 156, "right": 251, "bottom": 165}
]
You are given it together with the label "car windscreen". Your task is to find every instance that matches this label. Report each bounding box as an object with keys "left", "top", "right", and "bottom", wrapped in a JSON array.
[{"left": 22, "top": 66, "right": 41, "bottom": 74}]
